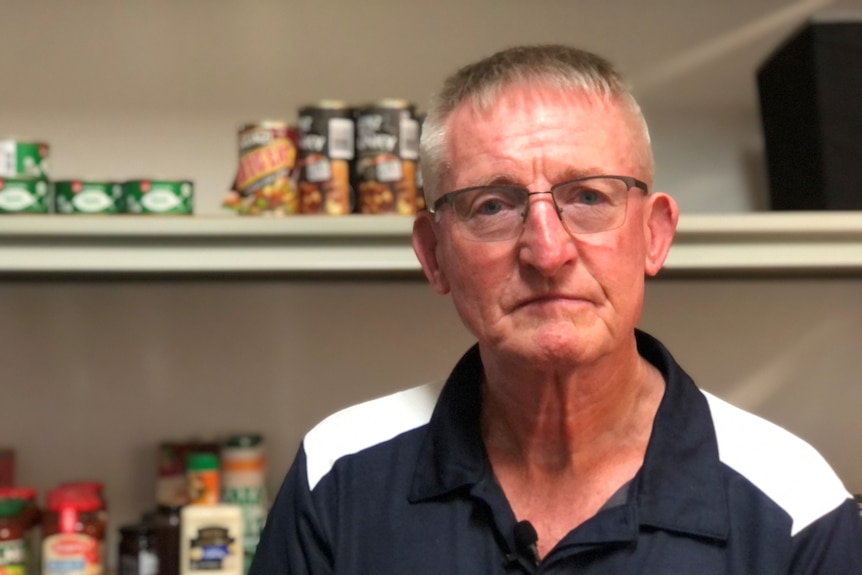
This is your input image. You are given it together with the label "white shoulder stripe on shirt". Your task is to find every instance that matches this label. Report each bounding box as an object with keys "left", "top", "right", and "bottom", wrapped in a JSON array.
[
  {"left": 303, "top": 380, "right": 444, "bottom": 491},
  {"left": 704, "top": 391, "right": 850, "bottom": 536}
]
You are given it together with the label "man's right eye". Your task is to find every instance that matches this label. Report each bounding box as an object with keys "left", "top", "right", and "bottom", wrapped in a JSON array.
[
  {"left": 465, "top": 191, "right": 518, "bottom": 218},
  {"left": 476, "top": 199, "right": 504, "bottom": 216}
]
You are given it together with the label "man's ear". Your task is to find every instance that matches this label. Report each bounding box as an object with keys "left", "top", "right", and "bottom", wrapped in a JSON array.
[
  {"left": 643, "top": 192, "right": 679, "bottom": 277},
  {"left": 412, "top": 212, "right": 451, "bottom": 294}
]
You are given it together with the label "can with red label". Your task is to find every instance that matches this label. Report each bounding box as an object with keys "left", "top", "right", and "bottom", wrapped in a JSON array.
[
  {"left": 297, "top": 101, "right": 355, "bottom": 215},
  {"left": 225, "top": 121, "right": 299, "bottom": 216},
  {"left": 354, "top": 99, "right": 420, "bottom": 215}
]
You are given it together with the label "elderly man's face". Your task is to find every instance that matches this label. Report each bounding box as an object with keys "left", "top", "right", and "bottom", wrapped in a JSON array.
[{"left": 414, "top": 84, "right": 675, "bottom": 368}]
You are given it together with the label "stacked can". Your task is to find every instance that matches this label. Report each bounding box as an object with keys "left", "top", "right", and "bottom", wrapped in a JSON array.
[
  {"left": 297, "top": 101, "right": 355, "bottom": 215},
  {"left": 353, "top": 99, "right": 420, "bottom": 214},
  {"left": 0, "top": 139, "right": 51, "bottom": 214},
  {"left": 414, "top": 112, "right": 426, "bottom": 211}
]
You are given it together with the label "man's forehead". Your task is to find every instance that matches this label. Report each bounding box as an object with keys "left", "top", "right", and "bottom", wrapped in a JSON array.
[
  {"left": 454, "top": 83, "right": 610, "bottom": 123},
  {"left": 440, "top": 83, "right": 652, "bottom": 190}
]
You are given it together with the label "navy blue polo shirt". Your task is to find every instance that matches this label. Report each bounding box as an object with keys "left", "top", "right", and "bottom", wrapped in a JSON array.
[{"left": 251, "top": 331, "right": 862, "bottom": 574}]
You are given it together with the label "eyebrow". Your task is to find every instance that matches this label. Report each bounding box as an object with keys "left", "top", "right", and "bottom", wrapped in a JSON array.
[
  {"left": 554, "top": 167, "right": 604, "bottom": 182},
  {"left": 466, "top": 167, "right": 606, "bottom": 189}
]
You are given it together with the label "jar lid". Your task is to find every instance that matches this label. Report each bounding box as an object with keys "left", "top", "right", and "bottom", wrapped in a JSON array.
[
  {"left": 224, "top": 434, "right": 263, "bottom": 448},
  {"left": 0, "top": 498, "right": 26, "bottom": 518},
  {"left": 120, "top": 522, "right": 154, "bottom": 537},
  {"left": 46, "top": 487, "right": 102, "bottom": 512},
  {"left": 0, "top": 487, "right": 37, "bottom": 501},
  {"left": 187, "top": 452, "right": 219, "bottom": 472},
  {"left": 155, "top": 504, "right": 184, "bottom": 513},
  {"left": 59, "top": 480, "right": 104, "bottom": 495}
]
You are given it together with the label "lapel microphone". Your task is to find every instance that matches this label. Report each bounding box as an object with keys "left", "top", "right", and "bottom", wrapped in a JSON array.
[{"left": 509, "top": 519, "right": 539, "bottom": 566}]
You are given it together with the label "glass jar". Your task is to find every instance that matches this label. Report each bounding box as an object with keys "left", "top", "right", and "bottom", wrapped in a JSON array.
[
  {"left": 42, "top": 487, "right": 106, "bottom": 575},
  {"left": 154, "top": 505, "right": 182, "bottom": 575},
  {"left": 0, "top": 498, "right": 27, "bottom": 575},
  {"left": 119, "top": 521, "right": 158, "bottom": 575},
  {"left": 0, "top": 487, "right": 40, "bottom": 574}
]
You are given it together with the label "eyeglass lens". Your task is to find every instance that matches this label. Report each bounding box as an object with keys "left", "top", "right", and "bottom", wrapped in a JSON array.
[{"left": 447, "top": 177, "right": 634, "bottom": 241}]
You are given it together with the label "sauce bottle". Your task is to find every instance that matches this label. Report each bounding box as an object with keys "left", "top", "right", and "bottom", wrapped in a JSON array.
[
  {"left": 0, "top": 487, "right": 40, "bottom": 575},
  {"left": 42, "top": 487, "right": 105, "bottom": 575},
  {"left": 180, "top": 505, "right": 242, "bottom": 575},
  {"left": 0, "top": 498, "right": 27, "bottom": 575}
]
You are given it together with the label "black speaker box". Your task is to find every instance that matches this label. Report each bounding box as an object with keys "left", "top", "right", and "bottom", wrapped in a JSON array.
[{"left": 757, "top": 16, "right": 862, "bottom": 210}]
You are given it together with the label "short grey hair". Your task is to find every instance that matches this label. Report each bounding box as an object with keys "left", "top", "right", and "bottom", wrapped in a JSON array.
[{"left": 419, "top": 44, "right": 653, "bottom": 206}]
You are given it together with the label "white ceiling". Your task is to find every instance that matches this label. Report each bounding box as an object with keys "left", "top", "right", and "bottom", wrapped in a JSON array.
[{"left": 1, "top": 0, "right": 858, "bottom": 117}]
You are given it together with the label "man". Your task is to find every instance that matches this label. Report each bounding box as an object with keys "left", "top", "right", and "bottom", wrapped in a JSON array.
[{"left": 251, "top": 45, "right": 862, "bottom": 573}]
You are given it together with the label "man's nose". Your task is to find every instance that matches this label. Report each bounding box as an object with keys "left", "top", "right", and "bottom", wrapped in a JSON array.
[{"left": 517, "top": 194, "right": 578, "bottom": 277}]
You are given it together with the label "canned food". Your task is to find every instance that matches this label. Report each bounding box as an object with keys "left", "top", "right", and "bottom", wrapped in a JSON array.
[
  {"left": 414, "top": 112, "right": 426, "bottom": 211},
  {"left": 124, "top": 180, "right": 193, "bottom": 215},
  {"left": 354, "top": 99, "right": 420, "bottom": 215},
  {"left": 0, "top": 140, "right": 49, "bottom": 179},
  {"left": 0, "top": 178, "right": 50, "bottom": 214},
  {"left": 297, "top": 101, "right": 355, "bottom": 215},
  {"left": 54, "top": 180, "right": 123, "bottom": 214},
  {"left": 225, "top": 121, "right": 299, "bottom": 216}
]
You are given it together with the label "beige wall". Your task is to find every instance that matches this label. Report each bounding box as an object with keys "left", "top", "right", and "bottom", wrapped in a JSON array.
[
  {"left": 3, "top": 277, "right": 861, "bottom": 565},
  {"left": 2, "top": 0, "right": 861, "bottom": 568},
  {"left": 2, "top": 0, "right": 850, "bottom": 214}
]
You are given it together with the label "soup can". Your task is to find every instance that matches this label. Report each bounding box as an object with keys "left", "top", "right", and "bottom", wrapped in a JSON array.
[
  {"left": 414, "top": 112, "right": 426, "bottom": 211},
  {"left": 354, "top": 99, "right": 419, "bottom": 215},
  {"left": 297, "top": 101, "right": 355, "bottom": 215},
  {"left": 226, "top": 121, "right": 299, "bottom": 216}
]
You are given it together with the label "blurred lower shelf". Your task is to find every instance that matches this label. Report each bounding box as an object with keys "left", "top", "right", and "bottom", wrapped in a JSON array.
[{"left": 0, "top": 212, "right": 861, "bottom": 277}]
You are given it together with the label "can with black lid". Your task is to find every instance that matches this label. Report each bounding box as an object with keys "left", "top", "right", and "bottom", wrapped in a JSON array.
[
  {"left": 414, "top": 112, "right": 426, "bottom": 211},
  {"left": 353, "top": 99, "right": 420, "bottom": 215},
  {"left": 297, "top": 101, "right": 355, "bottom": 215}
]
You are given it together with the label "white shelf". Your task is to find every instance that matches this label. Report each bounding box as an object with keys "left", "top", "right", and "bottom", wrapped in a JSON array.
[{"left": 0, "top": 212, "right": 861, "bottom": 276}]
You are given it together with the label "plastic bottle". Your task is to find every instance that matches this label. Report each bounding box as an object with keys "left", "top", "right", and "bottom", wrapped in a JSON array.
[
  {"left": 179, "top": 505, "right": 242, "bottom": 575},
  {"left": 221, "top": 434, "right": 267, "bottom": 574}
]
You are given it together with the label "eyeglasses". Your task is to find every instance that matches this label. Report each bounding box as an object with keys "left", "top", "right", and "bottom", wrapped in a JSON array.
[{"left": 430, "top": 175, "right": 649, "bottom": 242}]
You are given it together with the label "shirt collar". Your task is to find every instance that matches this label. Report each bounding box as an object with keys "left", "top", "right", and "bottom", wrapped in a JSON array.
[{"left": 408, "top": 330, "right": 730, "bottom": 541}]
